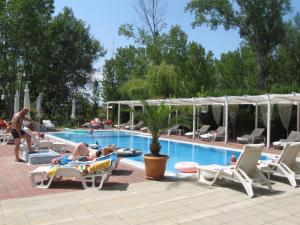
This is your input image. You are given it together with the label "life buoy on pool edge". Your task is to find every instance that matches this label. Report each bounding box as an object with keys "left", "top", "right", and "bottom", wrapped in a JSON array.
[{"left": 175, "top": 162, "right": 198, "bottom": 173}]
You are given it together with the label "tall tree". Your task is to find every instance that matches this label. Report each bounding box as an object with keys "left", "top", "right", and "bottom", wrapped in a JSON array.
[
  {"left": 0, "top": 0, "right": 54, "bottom": 116},
  {"left": 91, "top": 78, "right": 101, "bottom": 117},
  {"left": 185, "top": 0, "right": 291, "bottom": 90},
  {"left": 134, "top": 0, "right": 166, "bottom": 37},
  {"left": 119, "top": 0, "right": 167, "bottom": 64},
  {"left": 216, "top": 46, "right": 257, "bottom": 91},
  {"left": 271, "top": 13, "right": 300, "bottom": 87}
]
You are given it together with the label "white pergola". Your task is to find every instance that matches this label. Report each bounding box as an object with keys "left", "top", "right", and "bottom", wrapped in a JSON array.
[{"left": 107, "top": 93, "right": 300, "bottom": 148}]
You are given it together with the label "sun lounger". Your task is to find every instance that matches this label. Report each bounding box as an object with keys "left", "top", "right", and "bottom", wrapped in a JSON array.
[
  {"left": 184, "top": 125, "right": 210, "bottom": 138},
  {"left": 260, "top": 143, "right": 300, "bottom": 187},
  {"left": 125, "top": 121, "right": 144, "bottom": 130},
  {"left": 197, "top": 144, "right": 272, "bottom": 197},
  {"left": 237, "top": 128, "right": 265, "bottom": 144},
  {"left": 115, "top": 120, "right": 131, "bottom": 129},
  {"left": 200, "top": 126, "right": 225, "bottom": 141},
  {"left": 168, "top": 124, "right": 184, "bottom": 136},
  {"left": 140, "top": 126, "right": 149, "bottom": 132},
  {"left": 42, "top": 120, "right": 55, "bottom": 130},
  {"left": 272, "top": 131, "right": 300, "bottom": 149},
  {"left": 0, "top": 133, "right": 13, "bottom": 145},
  {"left": 28, "top": 153, "right": 118, "bottom": 189},
  {"left": 23, "top": 127, "right": 67, "bottom": 152}
]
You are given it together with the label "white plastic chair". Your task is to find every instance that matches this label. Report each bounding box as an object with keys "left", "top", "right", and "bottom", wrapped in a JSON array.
[
  {"left": 197, "top": 144, "right": 272, "bottom": 197},
  {"left": 42, "top": 120, "right": 55, "bottom": 130},
  {"left": 260, "top": 142, "right": 300, "bottom": 187}
]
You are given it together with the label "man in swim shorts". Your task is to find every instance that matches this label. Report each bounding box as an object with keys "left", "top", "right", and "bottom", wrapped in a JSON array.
[{"left": 11, "top": 108, "right": 36, "bottom": 162}]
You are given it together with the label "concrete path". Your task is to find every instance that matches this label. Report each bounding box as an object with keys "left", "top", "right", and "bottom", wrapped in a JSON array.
[{"left": 1, "top": 176, "right": 300, "bottom": 225}]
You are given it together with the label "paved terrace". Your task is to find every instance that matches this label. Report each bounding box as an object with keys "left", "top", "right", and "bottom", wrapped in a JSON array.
[{"left": 0, "top": 131, "right": 299, "bottom": 224}]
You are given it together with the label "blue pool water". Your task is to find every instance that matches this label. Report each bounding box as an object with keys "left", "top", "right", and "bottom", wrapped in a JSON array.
[{"left": 50, "top": 130, "right": 267, "bottom": 173}]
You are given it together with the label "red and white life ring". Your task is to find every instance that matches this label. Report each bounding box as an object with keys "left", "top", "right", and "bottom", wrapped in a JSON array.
[{"left": 175, "top": 162, "right": 198, "bottom": 173}]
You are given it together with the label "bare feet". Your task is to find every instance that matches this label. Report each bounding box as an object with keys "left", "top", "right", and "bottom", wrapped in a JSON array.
[{"left": 15, "top": 158, "right": 25, "bottom": 162}]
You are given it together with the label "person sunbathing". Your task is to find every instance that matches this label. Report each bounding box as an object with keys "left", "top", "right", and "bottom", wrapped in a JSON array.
[{"left": 51, "top": 143, "right": 116, "bottom": 165}]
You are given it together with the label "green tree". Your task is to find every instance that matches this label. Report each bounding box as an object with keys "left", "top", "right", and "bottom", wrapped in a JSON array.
[
  {"left": 146, "top": 62, "right": 188, "bottom": 98},
  {"left": 42, "top": 7, "right": 105, "bottom": 117},
  {"left": 91, "top": 79, "right": 101, "bottom": 118},
  {"left": 216, "top": 46, "right": 257, "bottom": 90},
  {"left": 186, "top": 0, "right": 291, "bottom": 90},
  {"left": 271, "top": 13, "right": 300, "bottom": 87},
  {"left": 185, "top": 42, "right": 216, "bottom": 94},
  {"left": 0, "top": 0, "right": 54, "bottom": 117},
  {"left": 101, "top": 46, "right": 148, "bottom": 101}
]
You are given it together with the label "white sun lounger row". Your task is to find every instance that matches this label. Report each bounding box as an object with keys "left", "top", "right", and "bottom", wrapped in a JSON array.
[{"left": 197, "top": 143, "right": 300, "bottom": 198}]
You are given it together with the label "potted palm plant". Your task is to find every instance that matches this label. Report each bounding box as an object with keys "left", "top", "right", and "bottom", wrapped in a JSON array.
[{"left": 134, "top": 101, "right": 178, "bottom": 180}]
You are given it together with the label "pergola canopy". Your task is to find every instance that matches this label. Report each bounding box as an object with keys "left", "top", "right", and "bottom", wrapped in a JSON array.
[
  {"left": 106, "top": 93, "right": 300, "bottom": 149},
  {"left": 107, "top": 93, "right": 300, "bottom": 107}
]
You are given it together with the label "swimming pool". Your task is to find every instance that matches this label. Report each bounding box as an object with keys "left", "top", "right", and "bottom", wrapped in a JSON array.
[{"left": 49, "top": 130, "right": 267, "bottom": 173}]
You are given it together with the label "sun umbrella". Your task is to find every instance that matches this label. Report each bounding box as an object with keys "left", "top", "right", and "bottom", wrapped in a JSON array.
[
  {"left": 23, "top": 83, "right": 31, "bottom": 119},
  {"left": 14, "top": 90, "right": 20, "bottom": 114},
  {"left": 71, "top": 98, "right": 76, "bottom": 119}
]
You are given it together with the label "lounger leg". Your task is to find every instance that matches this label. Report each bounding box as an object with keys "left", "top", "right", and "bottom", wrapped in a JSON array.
[
  {"left": 234, "top": 171, "right": 254, "bottom": 198},
  {"left": 277, "top": 165, "right": 297, "bottom": 188},
  {"left": 256, "top": 169, "right": 273, "bottom": 191},
  {"left": 197, "top": 169, "right": 222, "bottom": 186},
  {"left": 243, "top": 181, "right": 254, "bottom": 198},
  {"left": 30, "top": 173, "right": 53, "bottom": 188},
  {"left": 80, "top": 177, "right": 88, "bottom": 190},
  {"left": 98, "top": 174, "right": 107, "bottom": 190}
]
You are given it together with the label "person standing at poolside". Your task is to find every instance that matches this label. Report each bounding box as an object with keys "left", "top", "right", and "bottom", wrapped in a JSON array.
[{"left": 11, "top": 108, "right": 36, "bottom": 162}]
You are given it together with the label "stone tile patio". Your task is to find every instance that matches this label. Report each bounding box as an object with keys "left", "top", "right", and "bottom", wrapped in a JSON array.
[
  {"left": 0, "top": 145, "right": 145, "bottom": 201},
  {"left": 1, "top": 131, "right": 300, "bottom": 224},
  {"left": 0, "top": 177, "right": 300, "bottom": 225}
]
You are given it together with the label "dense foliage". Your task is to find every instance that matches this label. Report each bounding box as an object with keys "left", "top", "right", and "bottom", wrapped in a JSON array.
[
  {"left": 101, "top": 0, "right": 300, "bottom": 140},
  {"left": 0, "top": 0, "right": 104, "bottom": 124},
  {"left": 1, "top": 0, "right": 299, "bottom": 137}
]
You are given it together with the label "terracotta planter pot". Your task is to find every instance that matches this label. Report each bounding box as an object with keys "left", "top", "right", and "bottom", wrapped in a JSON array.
[{"left": 144, "top": 154, "right": 169, "bottom": 180}]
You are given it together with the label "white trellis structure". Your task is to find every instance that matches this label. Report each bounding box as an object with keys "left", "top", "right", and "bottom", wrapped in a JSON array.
[{"left": 107, "top": 93, "right": 300, "bottom": 148}]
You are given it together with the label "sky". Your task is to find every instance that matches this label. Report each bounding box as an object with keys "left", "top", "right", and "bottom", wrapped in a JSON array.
[{"left": 54, "top": 0, "right": 300, "bottom": 72}]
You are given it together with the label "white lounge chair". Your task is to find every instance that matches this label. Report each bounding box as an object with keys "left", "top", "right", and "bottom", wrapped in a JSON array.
[
  {"left": 23, "top": 127, "right": 66, "bottom": 152},
  {"left": 125, "top": 121, "right": 144, "bottom": 130},
  {"left": 42, "top": 120, "right": 55, "bottom": 130},
  {"left": 184, "top": 125, "right": 210, "bottom": 138},
  {"left": 28, "top": 153, "right": 118, "bottom": 189},
  {"left": 260, "top": 143, "right": 300, "bottom": 187},
  {"left": 114, "top": 120, "right": 131, "bottom": 129},
  {"left": 168, "top": 124, "right": 183, "bottom": 136},
  {"left": 23, "top": 127, "right": 53, "bottom": 148},
  {"left": 197, "top": 144, "right": 272, "bottom": 197},
  {"left": 200, "top": 126, "right": 225, "bottom": 141},
  {"left": 272, "top": 131, "right": 300, "bottom": 149},
  {"left": 0, "top": 133, "right": 13, "bottom": 145},
  {"left": 237, "top": 128, "right": 265, "bottom": 144}
]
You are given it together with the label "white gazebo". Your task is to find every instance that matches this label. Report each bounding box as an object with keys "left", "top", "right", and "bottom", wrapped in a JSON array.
[{"left": 107, "top": 93, "right": 300, "bottom": 148}]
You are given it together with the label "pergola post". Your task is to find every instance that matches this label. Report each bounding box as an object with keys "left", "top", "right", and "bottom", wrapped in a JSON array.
[
  {"left": 255, "top": 103, "right": 258, "bottom": 128},
  {"left": 117, "top": 103, "right": 121, "bottom": 128},
  {"left": 297, "top": 103, "right": 300, "bottom": 131},
  {"left": 267, "top": 95, "right": 272, "bottom": 148},
  {"left": 192, "top": 98, "right": 196, "bottom": 140},
  {"left": 131, "top": 103, "right": 134, "bottom": 131},
  {"left": 106, "top": 103, "right": 109, "bottom": 120},
  {"left": 224, "top": 97, "right": 229, "bottom": 144},
  {"left": 168, "top": 99, "right": 171, "bottom": 124}
]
